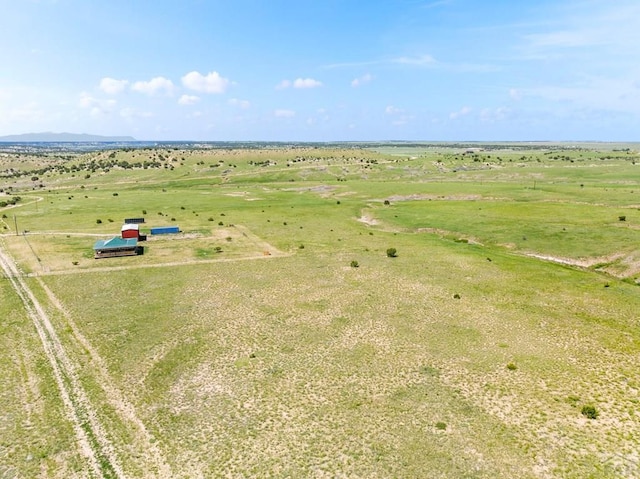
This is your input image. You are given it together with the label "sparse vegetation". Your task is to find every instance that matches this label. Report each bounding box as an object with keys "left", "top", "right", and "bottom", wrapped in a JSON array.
[{"left": 1, "top": 142, "right": 639, "bottom": 478}]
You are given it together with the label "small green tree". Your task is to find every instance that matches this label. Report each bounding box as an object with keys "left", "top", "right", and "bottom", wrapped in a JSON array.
[
  {"left": 350, "top": 260, "right": 359, "bottom": 268},
  {"left": 386, "top": 248, "right": 397, "bottom": 258}
]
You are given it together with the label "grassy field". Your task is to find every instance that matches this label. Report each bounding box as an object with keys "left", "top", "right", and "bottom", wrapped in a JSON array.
[{"left": 1, "top": 143, "right": 640, "bottom": 478}]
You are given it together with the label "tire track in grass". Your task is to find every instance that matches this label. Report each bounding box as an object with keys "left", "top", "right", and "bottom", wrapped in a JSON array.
[
  {"left": 0, "top": 242, "right": 124, "bottom": 479},
  {"left": 36, "top": 277, "right": 173, "bottom": 478}
]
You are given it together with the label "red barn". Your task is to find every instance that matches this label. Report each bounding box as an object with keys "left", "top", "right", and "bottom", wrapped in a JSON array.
[{"left": 121, "top": 223, "right": 140, "bottom": 239}]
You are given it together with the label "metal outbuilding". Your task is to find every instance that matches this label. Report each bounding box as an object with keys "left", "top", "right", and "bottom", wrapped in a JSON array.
[
  {"left": 150, "top": 226, "right": 180, "bottom": 235},
  {"left": 121, "top": 223, "right": 140, "bottom": 239}
]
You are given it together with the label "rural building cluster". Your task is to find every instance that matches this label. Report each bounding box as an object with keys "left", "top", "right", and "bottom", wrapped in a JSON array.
[{"left": 93, "top": 217, "right": 179, "bottom": 258}]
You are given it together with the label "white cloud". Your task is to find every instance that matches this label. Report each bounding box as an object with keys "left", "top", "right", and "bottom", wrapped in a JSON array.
[
  {"left": 274, "top": 109, "right": 295, "bottom": 118},
  {"left": 392, "top": 54, "right": 436, "bottom": 66},
  {"left": 228, "top": 98, "right": 250, "bottom": 109},
  {"left": 99, "top": 77, "right": 129, "bottom": 95},
  {"left": 509, "top": 88, "right": 522, "bottom": 101},
  {"left": 480, "top": 107, "right": 511, "bottom": 122},
  {"left": 293, "top": 78, "right": 322, "bottom": 89},
  {"left": 276, "top": 80, "right": 291, "bottom": 90},
  {"left": 131, "top": 77, "right": 174, "bottom": 96},
  {"left": 78, "top": 92, "right": 116, "bottom": 116},
  {"left": 351, "top": 73, "right": 373, "bottom": 87},
  {"left": 178, "top": 94, "right": 200, "bottom": 105},
  {"left": 181, "top": 71, "right": 230, "bottom": 94},
  {"left": 385, "top": 105, "right": 403, "bottom": 115},
  {"left": 449, "top": 106, "right": 472, "bottom": 119},
  {"left": 277, "top": 78, "right": 323, "bottom": 89}
]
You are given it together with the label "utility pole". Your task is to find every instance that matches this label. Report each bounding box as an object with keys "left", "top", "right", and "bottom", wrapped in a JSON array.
[{"left": 14, "top": 214, "right": 18, "bottom": 236}]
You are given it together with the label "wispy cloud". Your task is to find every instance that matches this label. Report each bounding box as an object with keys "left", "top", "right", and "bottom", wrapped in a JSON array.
[
  {"left": 351, "top": 73, "right": 373, "bottom": 87},
  {"left": 274, "top": 109, "right": 295, "bottom": 118},
  {"left": 277, "top": 78, "right": 323, "bottom": 89},
  {"left": 228, "top": 98, "right": 250, "bottom": 109},
  {"left": 391, "top": 54, "right": 436, "bottom": 66},
  {"left": 449, "top": 106, "right": 472, "bottom": 120},
  {"left": 178, "top": 94, "right": 200, "bottom": 106},
  {"left": 78, "top": 92, "right": 116, "bottom": 116},
  {"left": 385, "top": 105, "right": 403, "bottom": 115}
]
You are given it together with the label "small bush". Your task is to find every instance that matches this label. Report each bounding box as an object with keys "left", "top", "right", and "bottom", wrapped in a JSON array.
[
  {"left": 581, "top": 404, "right": 599, "bottom": 419},
  {"left": 96, "top": 219, "right": 102, "bottom": 224},
  {"left": 453, "top": 293, "right": 461, "bottom": 299},
  {"left": 435, "top": 422, "right": 447, "bottom": 431},
  {"left": 384, "top": 199, "right": 390, "bottom": 205},
  {"left": 218, "top": 221, "right": 224, "bottom": 226},
  {"left": 619, "top": 215, "right": 626, "bottom": 221},
  {"left": 208, "top": 217, "right": 214, "bottom": 221},
  {"left": 112, "top": 192, "right": 118, "bottom": 196},
  {"left": 386, "top": 248, "right": 397, "bottom": 258},
  {"left": 350, "top": 260, "right": 359, "bottom": 268},
  {"left": 142, "top": 210, "right": 147, "bottom": 215},
  {"left": 506, "top": 362, "right": 517, "bottom": 371}
]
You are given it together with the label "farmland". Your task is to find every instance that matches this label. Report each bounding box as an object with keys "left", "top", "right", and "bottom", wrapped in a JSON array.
[{"left": 1, "top": 142, "right": 640, "bottom": 478}]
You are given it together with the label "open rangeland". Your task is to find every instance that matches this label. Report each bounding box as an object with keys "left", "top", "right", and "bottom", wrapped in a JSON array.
[{"left": 1, "top": 143, "right": 640, "bottom": 478}]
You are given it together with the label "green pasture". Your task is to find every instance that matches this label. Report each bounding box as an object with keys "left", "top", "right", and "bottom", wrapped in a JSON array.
[
  {"left": 0, "top": 279, "right": 87, "bottom": 478},
  {"left": 1, "top": 144, "right": 640, "bottom": 477}
]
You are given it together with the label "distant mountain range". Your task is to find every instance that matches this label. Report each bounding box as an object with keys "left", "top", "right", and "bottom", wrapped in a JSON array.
[{"left": 0, "top": 132, "right": 136, "bottom": 142}]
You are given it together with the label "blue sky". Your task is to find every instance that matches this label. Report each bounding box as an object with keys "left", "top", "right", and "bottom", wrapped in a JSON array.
[{"left": 2, "top": 0, "right": 639, "bottom": 141}]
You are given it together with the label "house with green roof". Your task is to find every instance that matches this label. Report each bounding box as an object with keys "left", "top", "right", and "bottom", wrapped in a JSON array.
[{"left": 93, "top": 237, "right": 140, "bottom": 259}]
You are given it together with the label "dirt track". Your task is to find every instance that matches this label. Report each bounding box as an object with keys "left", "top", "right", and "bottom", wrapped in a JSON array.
[{"left": 0, "top": 242, "right": 125, "bottom": 478}]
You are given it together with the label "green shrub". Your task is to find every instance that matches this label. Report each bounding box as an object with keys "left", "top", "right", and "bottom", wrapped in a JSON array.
[
  {"left": 350, "top": 260, "right": 359, "bottom": 268},
  {"left": 96, "top": 219, "right": 102, "bottom": 224},
  {"left": 386, "top": 248, "right": 397, "bottom": 258},
  {"left": 435, "top": 422, "right": 447, "bottom": 431},
  {"left": 506, "top": 362, "right": 517, "bottom": 371},
  {"left": 581, "top": 404, "right": 599, "bottom": 419}
]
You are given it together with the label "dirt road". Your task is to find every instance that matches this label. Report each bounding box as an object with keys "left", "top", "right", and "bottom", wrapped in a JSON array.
[{"left": 0, "top": 241, "right": 124, "bottom": 478}]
